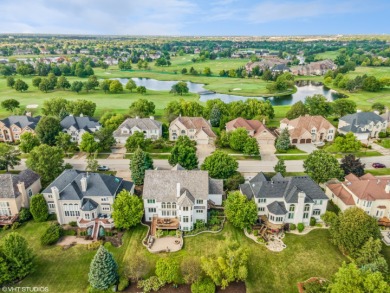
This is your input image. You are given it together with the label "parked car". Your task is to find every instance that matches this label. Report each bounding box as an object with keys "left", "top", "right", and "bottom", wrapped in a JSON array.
[
  {"left": 372, "top": 163, "right": 386, "bottom": 168},
  {"left": 97, "top": 165, "right": 110, "bottom": 171}
]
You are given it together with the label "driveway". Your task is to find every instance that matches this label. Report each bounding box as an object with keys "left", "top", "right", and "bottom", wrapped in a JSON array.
[
  {"left": 371, "top": 142, "right": 390, "bottom": 156},
  {"left": 295, "top": 144, "right": 317, "bottom": 153},
  {"left": 196, "top": 144, "right": 215, "bottom": 159},
  {"left": 259, "top": 144, "right": 277, "bottom": 161}
]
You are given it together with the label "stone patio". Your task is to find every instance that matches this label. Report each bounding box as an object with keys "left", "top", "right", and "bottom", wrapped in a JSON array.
[
  {"left": 57, "top": 236, "right": 92, "bottom": 246},
  {"left": 148, "top": 236, "right": 183, "bottom": 253}
]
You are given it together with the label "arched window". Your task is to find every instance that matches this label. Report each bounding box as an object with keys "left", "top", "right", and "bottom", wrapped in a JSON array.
[
  {"left": 289, "top": 204, "right": 295, "bottom": 212},
  {"left": 304, "top": 204, "right": 310, "bottom": 211},
  {"left": 303, "top": 204, "right": 310, "bottom": 219}
]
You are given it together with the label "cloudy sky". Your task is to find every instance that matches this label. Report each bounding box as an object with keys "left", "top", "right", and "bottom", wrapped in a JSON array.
[{"left": 1, "top": 0, "right": 389, "bottom": 35}]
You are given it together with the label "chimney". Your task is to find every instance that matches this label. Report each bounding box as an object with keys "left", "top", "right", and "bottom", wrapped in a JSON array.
[
  {"left": 262, "top": 118, "right": 266, "bottom": 125},
  {"left": 386, "top": 182, "right": 390, "bottom": 193},
  {"left": 176, "top": 183, "right": 181, "bottom": 198},
  {"left": 81, "top": 176, "right": 87, "bottom": 192},
  {"left": 150, "top": 116, "right": 154, "bottom": 120},
  {"left": 51, "top": 186, "right": 60, "bottom": 199},
  {"left": 17, "top": 181, "right": 28, "bottom": 208}
]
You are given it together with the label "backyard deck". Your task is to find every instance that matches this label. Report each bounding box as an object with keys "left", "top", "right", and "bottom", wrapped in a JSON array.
[
  {"left": 151, "top": 216, "right": 179, "bottom": 236},
  {"left": 0, "top": 214, "right": 19, "bottom": 226}
]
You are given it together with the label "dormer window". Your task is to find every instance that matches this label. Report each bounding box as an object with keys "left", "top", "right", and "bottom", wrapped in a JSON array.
[
  {"left": 121, "top": 128, "right": 129, "bottom": 134},
  {"left": 311, "top": 128, "right": 316, "bottom": 133}
]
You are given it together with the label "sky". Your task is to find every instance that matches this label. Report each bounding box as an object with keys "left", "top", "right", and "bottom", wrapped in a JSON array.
[{"left": 1, "top": 0, "right": 389, "bottom": 36}]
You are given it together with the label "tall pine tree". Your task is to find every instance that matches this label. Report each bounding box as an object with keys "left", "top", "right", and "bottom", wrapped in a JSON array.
[
  {"left": 130, "top": 148, "right": 154, "bottom": 185},
  {"left": 88, "top": 246, "right": 118, "bottom": 290},
  {"left": 275, "top": 128, "right": 290, "bottom": 152}
]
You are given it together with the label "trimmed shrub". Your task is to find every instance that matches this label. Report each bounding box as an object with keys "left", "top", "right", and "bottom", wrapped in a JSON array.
[
  {"left": 118, "top": 276, "right": 129, "bottom": 291},
  {"left": 87, "top": 240, "right": 103, "bottom": 250},
  {"left": 289, "top": 223, "right": 296, "bottom": 230},
  {"left": 310, "top": 217, "right": 317, "bottom": 227},
  {"left": 19, "top": 207, "right": 32, "bottom": 222},
  {"left": 191, "top": 277, "right": 216, "bottom": 293},
  {"left": 378, "top": 132, "right": 387, "bottom": 138},
  {"left": 11, "top": 221, "right": 21, "bottom": 230},
  {"left": 41, "top": 224, "right": 63, "bottom": 245},
  {"left": 68, "top": 221, "right": 78, "bottom": 227},
  {"left": 297, "top": 223, "right": 305, "bottom": 233},
  {"left": 253, "top": 230, "right": 259, "bottom": 236}
]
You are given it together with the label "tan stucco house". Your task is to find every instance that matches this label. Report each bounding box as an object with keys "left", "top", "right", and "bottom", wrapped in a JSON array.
[
  {"left": 0, "top": 115, "right": 41, "bottom": 143},
  {"left": 226, "top": 117, "right": 276, "bottom": 150},
  {"left": 0, "top": 169, "right": 41, "bottom": 225},
  {"left": 325, "top": 173, "right": 390, "bottom": 225},
  {"left": 169, "top": 116, "right": 216, "bottom": 145},
  {"left": 279, "top": 115, "right": 336, "bottom": 144}
]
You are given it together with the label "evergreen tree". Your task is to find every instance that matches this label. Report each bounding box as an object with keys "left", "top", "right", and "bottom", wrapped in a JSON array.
[
  {"left": 274, "top": 159, "right": 287, "bottom": 176},
  {"left": 210, "top": 105, "right": 222, "bottom": 127},
  {"left": 30, "top": 194, "right": 48, "bottom": 222},
  {"left": 88, "top": 246, "right": 118, "bottom": 290},
  {"left": 275, "top": 128, "right": 290, "bottom": 152},
  {"left": 130, "top": 148, "right": 154, "bottom": 185}
]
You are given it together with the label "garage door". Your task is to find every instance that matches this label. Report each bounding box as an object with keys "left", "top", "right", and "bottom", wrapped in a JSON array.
[
  {"left": 300, "top": 139, "right": 306, "bottom": 143},
  {"left": 306, "top": 139, "right": 311, "bottom": 143},
  {"left": 292, "top": 139, "right": 298, "bottom": 144}
]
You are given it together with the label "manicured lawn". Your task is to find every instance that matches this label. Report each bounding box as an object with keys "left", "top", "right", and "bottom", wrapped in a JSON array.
[
  {"left": 0, "top": 221, "right": 346, "bottom": 293},
  {"left": 276, "top": 154, "right": 309, "bottom": 160},
  {"left": 323, "top": 144, "right": 383, "bottom": 158},
  {"left": 275, "top": 148, "right": 306, "bottom": 154},
  {"left": 378, "top": 138, "right": 390, "bottom": 149},
  {"left": 366, "top": 168, "right": 390, "bottom": 176},
  {"left": 315, "top": 50, "right": 340, "bottom": 60}
]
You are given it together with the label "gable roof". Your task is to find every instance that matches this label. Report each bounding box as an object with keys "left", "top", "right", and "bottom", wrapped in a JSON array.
[
  {"left": 280, "top": 115, "right": 335, "bottom": 139},
  {"left": 240, "top": 172, "right": 327, "bottom": 203},
  {"left": 267, "top": 201, "right": 288, "bottom": 215},
  {"left": 113, "top": 117, "right": 161, "bottom": 137},
  {"left": 226, "top": 117, "right": 274, "bottom": 138},
  {"left": 170, "top": 116, "right": 216, "bottom": 138},
  {"left": 42, "top": 170, "right": 133, "bottom": 200},
  {"left": 0, "top": 169, "right": 40, "bottom": 199},
  {"left": 0, "top": 115, "right": 41, "bottom": 130},
  {"left": 143, "top": 169, "right": 222, "bottom": 202},
  {"left": 60, "top": 116, "right": 101, "bottom": 132},
  {"left": 81, "top": 198, "right": 99, "bottom": 211}
]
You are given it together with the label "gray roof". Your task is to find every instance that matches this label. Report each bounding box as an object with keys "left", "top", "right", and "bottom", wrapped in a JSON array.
[
  {"left": 177, "top": 189, "right": 195, "bottom": 206},
  {"left": 240, "top": 172, "right": 327, "bottom": 203},
  {"left": 0, "top": 169, "right": 40, "bottom": 199},
  {"left": 143, "top": 169, "right": 215, "bottom": 202},
  {"left": 60, "top": 116, "right": 100, "bottom": 132},
  {"left": 267, "top": 201, "right": 288, "bottom": 215},
  {"left": 209, "top": 178, "right": 224, "bottom": 194},
  {"left": 42, "top": 170, "right": 133, "bottom": 200},
  {"left": 339, "top": 121, "right": 370, "bottom": 134},
  {"left": 0, "top": 115, "right": 41, "bottom": 130},
  {"left": 113, "top": 118, "right": 161, "bottom": 137},
  {"left": 339, "top": 112, "right": 384, "bottom": 130},
  {"left": 171, "top": 164, "right": 185, "bottom": 171},
  {"left": 81, "top": 198, "right": 98, "bottom": 211}
]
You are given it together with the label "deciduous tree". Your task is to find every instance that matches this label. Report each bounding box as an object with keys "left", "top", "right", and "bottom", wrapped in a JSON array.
[
  {"left": 332, "top": 99, "right": 357, "bottom": 117},
  {"left": 14, "top": 79, "right": 28, "bottom": 92},
  {"left": 125, "top": 79, "right": 137, "bottom": 92},
  {"left": 168, "top": 136, "right": 198, "bottom": 170},
  {"left": 30, "top": 194, "right": 48, "bottom": 222},
  {"left": 35, "top": 116, "right": 62, "bottom": 145},
  {"left": 334, "top": 132, "right": 361, "bottom": 153},
  {"left": 19, "top": 132, "right": 40, "bottom": 153},
  {"left": 129, "top": 99, "right": 155, "bottom": 118},
  {"left": 304, "top": 94, "right": 333, "bottom": 117},
  {"left": 224, "top": 191, "right": 258, "bottom": 229},
  {"left": 286, "top": 101, "right": 307, "bottom": 119},
  {"left": 125, "top": 132, "right": 150, "bottom": 152},
  {"left": 1, "top": 99, "right": 20, "bottom": 112},
  {"left": 112, "top": 190, "right": 144, "bottom": 230},
  {"left": 79, "top": 132, "right": 99, "bottom": 154},
  {"left": 201, "top": 151, "right": 238, "bottom": 179},
  {"left": 303, "top": 150, "right": 344, "bottom": 183},
  {"left": 0, "top": 144, "right": 21, "bottom": 172},
  {"left": 155, "top": 258, "right": 181, "bottom": 284}
]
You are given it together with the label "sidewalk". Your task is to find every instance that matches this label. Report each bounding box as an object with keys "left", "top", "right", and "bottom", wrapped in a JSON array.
[{"left": 371, "top": 143, "right": 390, "bottom": 156}]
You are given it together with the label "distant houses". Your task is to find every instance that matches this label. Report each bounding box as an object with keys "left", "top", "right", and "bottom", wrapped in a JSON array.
[{"left": 290, "top": 60, "right": 337, "bottom": 76}]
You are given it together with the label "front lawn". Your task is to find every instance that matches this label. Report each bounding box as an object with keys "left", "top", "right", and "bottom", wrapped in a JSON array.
[
  {"left": 276, "top": 154, "right": 309, "bottom": 160},
  {"left": 378, "top": 138, "right": 390, "bottom": 149},
  {"left": 0, "top": 221, "right": 346, "bottom": 293},
  {"left": 366, "top": 168, "right": 390, "bottom": 176},
  {"left": 275, "top": 148, "right": 307, "bottom": 154},
  {"left": 323, "top": 144, "right": 383, "bottom": 158}
]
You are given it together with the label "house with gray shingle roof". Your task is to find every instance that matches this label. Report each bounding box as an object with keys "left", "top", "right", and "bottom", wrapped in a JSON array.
[
  {"left": 240, "top": 172, "right": 328, "bottom": 226},
  {"left": 143, "top": 165, "right": 223, "bottom": 231},
  {"left": 42, "top": 170, "right": 134, "bottom": 226},
  {"left": 0, "top": 115, "right": 41, "bottom": 143},
  {"left": 338, "top": 111, "right": 387, "bottom": 140},
  {"left": 113, "top": 116, "right": 162, "bottom": 145},
  {"left": 60, "top": 115, "right": 101, "bottom": 144},
  {"left": 0, "top": 169, "right": 41, "bottom": 224}
]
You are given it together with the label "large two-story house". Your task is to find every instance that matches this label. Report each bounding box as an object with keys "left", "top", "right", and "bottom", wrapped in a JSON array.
[
  {"left": 143, "top": 165, "right": 223, "bottom": 231},
  {"left": 60, "top": 115, "right": 101, "bottom": 144},
  {"left": 338, "top": 111, "right": 387, "bottom": 140},
  {"left": 279, "top": 115, "right": 336, "bottom": 144},
  {"left": 325, "top": 173, "right": 390, "bottom": 222},
  {"left": 240, "top": 172, "right": 328, "bottom": 227},
  {"left": 42, "top": 170, "right": 134, "bottom": 228},
  {"left": 0, "top": 169, "right": 41, "bottom": 225},
  {"left": 113, "top": 117, "right": 162, "bottom": 145},
  {"left": 0, "top": 115, "right": 41, "bottom": 142},
  {"left": 226, "top": 117, "right": 276, "bottom": 149},
  {"left": 169, "top": 116, "right": 216, "bottom": 145}
]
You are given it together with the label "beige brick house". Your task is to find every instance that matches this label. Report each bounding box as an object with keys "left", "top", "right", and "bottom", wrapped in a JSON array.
[
  {"left": 226, "top": 117, "right": 276, "bottom": 148},
  {"left": 169, "top": 116, "right": 216, "bottom": 145},
  {"left": 279, "top": 115, "right": 336, "bottom": 144},
  {"left": 0, "top": 115, "right": 41, "bottom": 143},
  {"left": 0, "top": 169, "right": 41, "bottom": 225}
]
